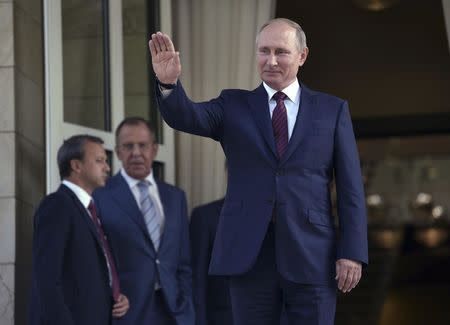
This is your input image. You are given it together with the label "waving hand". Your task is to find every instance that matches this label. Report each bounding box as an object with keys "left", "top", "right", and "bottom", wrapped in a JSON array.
[{"left": 149, "top": 32, "right": 181, "bottom": 84}]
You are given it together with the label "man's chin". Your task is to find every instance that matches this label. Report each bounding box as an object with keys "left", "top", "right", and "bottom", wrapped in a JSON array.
[
  {"left": 128, "top": 169, "right": 148, "bottom": 180},
  {"left": 263, "top": 79, "right": 282, "bottom": 90}
]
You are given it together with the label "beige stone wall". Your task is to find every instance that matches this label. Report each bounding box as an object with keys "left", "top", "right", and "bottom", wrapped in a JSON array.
[
  {"left": 0, "top": 0, "right": 45, "bottom": 324},
  {"left": 0, "top": 1, "right": 16, "bottom": 323},
  {"left": 14, "top": 0, "right": 45, "bottom": 323}
]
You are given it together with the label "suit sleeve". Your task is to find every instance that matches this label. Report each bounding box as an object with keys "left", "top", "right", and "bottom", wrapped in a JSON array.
[
  {"left": 333, "top": 102, "right": 369, "bottom": 266},
  {"left": 156, "top": 81, "right": 224, "bottom": 141},
  {"left": 33, "top": 197, "right": 75, "bottom": 325},
  {"left": 189, "top": 207, "right": 212, "bottom": 325}
]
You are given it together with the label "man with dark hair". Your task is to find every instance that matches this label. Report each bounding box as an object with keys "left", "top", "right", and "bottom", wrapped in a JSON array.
[
  {"left": 94, "top": 117, "right": 194, "bottom": 325},
  {"left": 29, "top": 135, "right": 129, "bottom": 325}
]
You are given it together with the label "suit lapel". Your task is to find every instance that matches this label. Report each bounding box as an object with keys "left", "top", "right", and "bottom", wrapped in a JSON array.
[
  {"left": 156, "top": 181, "right": 172, "bottom": 254},
  {"left": 109, "top": 174, "right": 155, "bottom": 250},
  {"left": 247, "top": 84, "right": 278, "bottom": 159},
  {"left": 59, "top": 185, "right": 103, "bottom": 250},
  {"left": 215, "top": 199, "right": 224, "bottom": 215},
  {"left": 281, "top": 84, "right": 315, "bottom": 165}
]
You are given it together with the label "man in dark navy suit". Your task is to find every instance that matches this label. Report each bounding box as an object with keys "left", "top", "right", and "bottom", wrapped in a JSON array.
[
  {"left": 29, "top": 135, "right": 129, "bottom": 325},
  {"left": 190, "top": 197, "right": 289, "bottom": 325},
  {"left": 190, "top": 198, "right": 232, "bottom": 325},
  {"left": 150, "top": 17, "right": 368, "bottom": 325},
  {"left": 94, "top": 118, "right": 194, "bottom": 325}
]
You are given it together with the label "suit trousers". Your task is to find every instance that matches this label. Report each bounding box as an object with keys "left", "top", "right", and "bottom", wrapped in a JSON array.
[
  {"left": 229, "top": 223, "right": 337, "bottom": 325},
  {"left": 150, "top": 290, "right": 176, "bottom": 325}
]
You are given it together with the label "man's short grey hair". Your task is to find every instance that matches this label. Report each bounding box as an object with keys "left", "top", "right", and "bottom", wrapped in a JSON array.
[{"left": 256, "top": 18, "right": 307, "bottom": 51}]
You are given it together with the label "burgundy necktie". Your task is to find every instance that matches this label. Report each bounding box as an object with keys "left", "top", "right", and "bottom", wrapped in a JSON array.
[
  {"left": 272, "top": 91, "right": 288, "bottom": 158},
  {"left": 88, "top": 201, "right": 121, "bottom": 301}
]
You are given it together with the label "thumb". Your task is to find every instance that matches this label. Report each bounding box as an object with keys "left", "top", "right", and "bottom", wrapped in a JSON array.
[
  {"left": 335, "top": 261, "right": 340, "bottom": 280},
  {"left": 174, "top": 51, "right": 181, "bottom": 65}
]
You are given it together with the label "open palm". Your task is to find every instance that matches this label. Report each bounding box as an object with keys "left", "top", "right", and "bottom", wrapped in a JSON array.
[{"left": 149, "top": 32, "right": 181, "bottom": 84}]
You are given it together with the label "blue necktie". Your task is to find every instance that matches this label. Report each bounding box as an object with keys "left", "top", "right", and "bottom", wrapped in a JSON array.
[{"left": 137, "top": 181, "right": 161, "bottom": 251}]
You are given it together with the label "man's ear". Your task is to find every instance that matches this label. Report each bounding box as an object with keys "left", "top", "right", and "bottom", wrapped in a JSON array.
[
  {"left": 299, "top": 47, "right": 309, "bottom": 67},
  {"left": 70, "top": 159, "right": 81, "bottom": 175}
]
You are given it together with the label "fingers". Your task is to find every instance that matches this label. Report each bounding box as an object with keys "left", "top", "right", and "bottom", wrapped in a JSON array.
[
  {"left": 149, "top": 38, "right": 157, "bottom": 57},
  {"left": 335, "top": 259, "right": 362, "bottom": 293},
  {"left": 148, "top": 31, "right": 181, "bottom": 84},
  {"left": 112, "top": 294, "right": 129, "bottom": 318},
  {"left": 162, "top": 33, "right": 175, "bottom": 52},
  {"left": 150, "top": 32, "right": 174, "bottom": 54}
]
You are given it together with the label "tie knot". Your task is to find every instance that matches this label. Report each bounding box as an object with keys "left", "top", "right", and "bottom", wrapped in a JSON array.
[
  {"left": 272, "top": 91, "right": 287, "bottom": 103},
  {"left": 137, "top": 180, "right": 150, "bottom": 193}
]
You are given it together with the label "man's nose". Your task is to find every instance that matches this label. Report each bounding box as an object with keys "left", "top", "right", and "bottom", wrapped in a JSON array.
[
  {"left": 131, "top": 144, "right": 141, "bottom": 155},
  {"left": 268, "top": 53, "right": 277, "bottom": 66}
]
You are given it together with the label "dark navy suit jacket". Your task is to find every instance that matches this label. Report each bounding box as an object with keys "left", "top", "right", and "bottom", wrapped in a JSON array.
[
  {"left": 29, "top": 185, "right": 113, "bottom": 325},
  {"left": 94, "top": 173, "right": 194, "bottom": 325},
  {"left": 157, "top": 82, "right": 368, "bottom": 285},
  {"left": 190, "top": 198, "right": 233, "bottom": 325}
]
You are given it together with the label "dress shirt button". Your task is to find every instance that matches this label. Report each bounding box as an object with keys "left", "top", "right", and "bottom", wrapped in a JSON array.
[{"left": 156, "top": 259, "right": 160, "bottom": 265}]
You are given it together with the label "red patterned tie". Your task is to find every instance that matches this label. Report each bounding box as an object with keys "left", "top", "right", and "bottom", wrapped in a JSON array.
[
  {"left": 272, "top": 92, "right": 288, "bottom": 158},
  {"left": 88, "top": 201, "right": 121, "bottom": 301}
]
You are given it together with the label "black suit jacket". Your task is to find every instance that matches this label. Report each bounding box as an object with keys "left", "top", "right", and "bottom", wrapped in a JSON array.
[
  {"left": 190, "top": 198, "right": 233, "bottom": 325},
  {"left": 29, "top": 185, "right": 113, "bottom": 325}
]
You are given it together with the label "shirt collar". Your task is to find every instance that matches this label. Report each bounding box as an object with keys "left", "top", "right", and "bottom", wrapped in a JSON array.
[
  {"left": 263, "top": 79, "right": 301, "bottom": 104},
  {"left": 120, "top": 168, "right": 157, "bottom": 188},
  {"left": 62, "top": 180, "right": 92, "bottom": 209}
]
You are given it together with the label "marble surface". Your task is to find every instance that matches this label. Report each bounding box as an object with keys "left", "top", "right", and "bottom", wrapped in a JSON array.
[
  {"left": 0, "top": 133, "right": 15, "bottom": 197},
  {"left": 0, "top": 199, "right": 14, "bottom": 264},
  {"left": 0, "top": 3, "right": 13, "bottom": 67},
  {"left": 14, "top": 5, "right": 43, "bottom": 86},
  {"left": 0, "top": 67, "right": 14, "bottom": 132},
  {"left": 0, "top": 264, "right": 14, "bottom": 325},
  {"left": 15, "top": 70, "right": 44, "bottom": 149}
]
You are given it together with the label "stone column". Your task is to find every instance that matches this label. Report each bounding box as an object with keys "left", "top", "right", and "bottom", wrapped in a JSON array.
[
  {"left": 0, "top": 1, "right": 45, "bottom": 324},
  {"left": 0, "top": 1, "right": 16, "bottom": 324}
]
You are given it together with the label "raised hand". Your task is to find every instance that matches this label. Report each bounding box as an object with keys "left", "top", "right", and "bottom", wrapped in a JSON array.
[{"left": 149, "top": 32, "right": 181, "bottom": 84}]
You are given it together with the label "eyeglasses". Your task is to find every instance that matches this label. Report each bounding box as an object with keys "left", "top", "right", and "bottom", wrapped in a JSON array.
[{"left": 119, "top": 142, "right": 154, "bottom": 152}]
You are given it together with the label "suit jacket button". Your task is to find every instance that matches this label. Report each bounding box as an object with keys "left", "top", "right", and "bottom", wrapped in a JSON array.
[{"left": 156, "top": 259, "right": 160, "bottom": 265}]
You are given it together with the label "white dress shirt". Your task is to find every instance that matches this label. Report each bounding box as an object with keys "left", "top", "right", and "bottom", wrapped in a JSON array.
[
  {"left": 263, "top": 79, "right": 301, "bottom": 140},
  {"left": 62, "top": 179, "right": 92, "bottom": 210}
]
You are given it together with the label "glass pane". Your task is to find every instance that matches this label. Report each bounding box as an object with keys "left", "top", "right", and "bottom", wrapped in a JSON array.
[
  {"left": 358, "top": 135, "right": 450, "bottom": 228},
  {"left": 62, "top": 0, "right": 110, "bottom": 131},
  {"left": 153, "top": 161, "right": 165, "bottom": 181},
  {"left": 122, "top": 0, "right": 162, "bottom": 142}
]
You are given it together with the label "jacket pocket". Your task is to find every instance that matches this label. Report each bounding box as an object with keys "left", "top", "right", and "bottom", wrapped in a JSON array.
[{"left": 308, "top": 209, "right": 335, "bottom": 228}]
